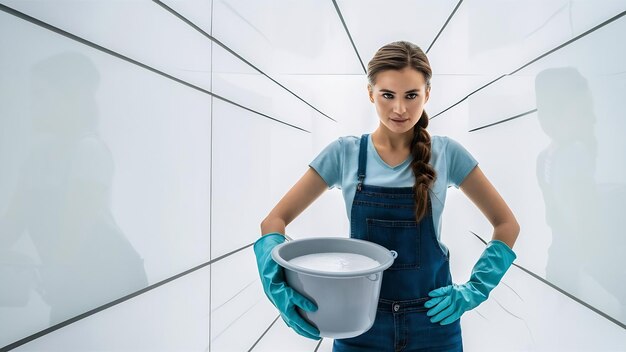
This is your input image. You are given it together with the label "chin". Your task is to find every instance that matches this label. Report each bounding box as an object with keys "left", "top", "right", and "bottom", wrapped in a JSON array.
[{"left": 385, "top": 123, "right": 414, "bottom": 133}]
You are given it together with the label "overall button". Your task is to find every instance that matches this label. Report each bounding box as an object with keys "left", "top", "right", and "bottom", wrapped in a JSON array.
[{"left": 393, "top": 303, "right": 400, "bottom": 312}]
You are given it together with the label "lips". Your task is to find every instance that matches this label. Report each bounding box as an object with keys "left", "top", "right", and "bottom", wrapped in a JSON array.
[{"left": 391, "top": 119, "right": 408, "bottom": 122}]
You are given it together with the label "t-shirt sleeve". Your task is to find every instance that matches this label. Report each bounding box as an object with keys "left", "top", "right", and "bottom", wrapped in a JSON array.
[
  {"left": 446, "top": 137, "right": 479, "bottom": 189},
  {"left": 308, "top": 137, "right": 343, "bottom": 190}
]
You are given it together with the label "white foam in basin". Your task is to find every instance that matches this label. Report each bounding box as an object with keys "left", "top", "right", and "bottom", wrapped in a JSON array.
[{"left": 288, "top": 252, "right": 380, "bottom": 272}]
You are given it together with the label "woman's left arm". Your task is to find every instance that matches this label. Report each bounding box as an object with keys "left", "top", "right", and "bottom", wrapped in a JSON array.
[
  {"left": 424, "top": 165, "right": 521, "bottom": 325},
  {"left": 459, "top": 165, "right": 520, "bottom": 248}
]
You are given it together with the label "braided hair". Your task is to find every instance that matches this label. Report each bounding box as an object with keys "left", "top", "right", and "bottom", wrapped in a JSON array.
[{"left": 366, "top": 41, "right": 436, "bottom": 222}]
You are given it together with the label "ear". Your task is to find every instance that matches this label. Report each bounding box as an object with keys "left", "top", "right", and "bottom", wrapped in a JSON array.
[
  {"left": 367, "top": 84, "right": 374, "bottom": 103},
  {"left": 424, "top": 86, "right": 431, "bottom": 104}
]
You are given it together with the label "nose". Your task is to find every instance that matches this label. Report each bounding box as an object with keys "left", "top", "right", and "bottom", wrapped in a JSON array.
[{"left": 393, "top": 100, "right": 406, "bottom": 114}]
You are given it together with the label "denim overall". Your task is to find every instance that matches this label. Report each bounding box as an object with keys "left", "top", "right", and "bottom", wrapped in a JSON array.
[{"left": 333, "top": 134, "right": 463, "bottom": 352}]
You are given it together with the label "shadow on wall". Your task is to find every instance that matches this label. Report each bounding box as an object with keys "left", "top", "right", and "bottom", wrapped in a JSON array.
[
  {"left": 0, "top": 51, "right": 148, "bottom": 326},
  {"left": 535, "top": 66, "right": 625, "bottom": 323}
]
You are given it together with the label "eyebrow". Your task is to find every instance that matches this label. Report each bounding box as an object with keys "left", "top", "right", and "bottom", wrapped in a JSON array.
[{"left": 379, "top": 89, "right": 420, "bottom": 93}]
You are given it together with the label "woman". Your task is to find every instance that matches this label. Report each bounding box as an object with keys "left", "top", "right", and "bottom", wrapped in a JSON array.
[{"left": 254, "top": 41, "right": 520, "bottom": 351}]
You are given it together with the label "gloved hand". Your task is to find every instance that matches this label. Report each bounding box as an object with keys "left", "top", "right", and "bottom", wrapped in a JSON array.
[
  {"left": 253, "top": 232, "right": 321, "bottom": 340},
  {"left": 424, "top": 239, "right": 517, "bottom": 325}
]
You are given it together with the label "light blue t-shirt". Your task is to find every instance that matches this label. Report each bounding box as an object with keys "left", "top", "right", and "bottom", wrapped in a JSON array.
[{"left": 308, "top": 133, "right": 479, "bottom": 256}]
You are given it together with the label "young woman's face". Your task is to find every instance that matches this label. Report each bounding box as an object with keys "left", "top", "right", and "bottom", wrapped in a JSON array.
[{"left": 368, "top": 67, "right": 430, "bottom": 135}]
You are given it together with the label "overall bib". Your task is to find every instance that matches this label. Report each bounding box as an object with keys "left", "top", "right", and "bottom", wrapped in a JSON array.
[{"left": 332, "top": 134, "right": 463, "bottom": 352}]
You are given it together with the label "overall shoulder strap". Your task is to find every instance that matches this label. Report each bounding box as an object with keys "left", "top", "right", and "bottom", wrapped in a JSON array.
[{"left": 357, "top": 134, "right": 368, "bottom": 191}]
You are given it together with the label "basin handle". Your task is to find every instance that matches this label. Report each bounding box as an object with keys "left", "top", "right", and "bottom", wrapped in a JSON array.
[{"left": 366, "top": 273, "right": 379, "bottom": 281}]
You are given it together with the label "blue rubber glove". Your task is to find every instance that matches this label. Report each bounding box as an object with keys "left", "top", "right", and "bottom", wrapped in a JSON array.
[
  {"left": 424, "top": 239, "right": 517, "bottom": 325},
  {"left": 253, "top": 232, "right": 321, "bottom": 340}
]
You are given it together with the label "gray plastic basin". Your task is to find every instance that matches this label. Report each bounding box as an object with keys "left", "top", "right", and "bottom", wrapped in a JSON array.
[{"left": 271, "top": 237, "right": 396, "bottom": 339}]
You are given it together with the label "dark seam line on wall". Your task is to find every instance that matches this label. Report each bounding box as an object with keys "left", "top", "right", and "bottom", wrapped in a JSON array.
[
  {"left": 248, "top": 315, "right": 280, "bottom": 351},
  {"left": 219, "top": 1, "right": 273, "bottom": 44},
  {"left": 468, "top": 231, "right": 626, "bottom": 330},
  {"left": 510, "top": 10, "right": 626, "bottom": 75},
  {"left": 491, "top": 296, "right": 525, "bottom": 321},
  {"left": 331, "top": 0, "right": 366, "bottom": 74},
  {"left": 0, "top": 243, "right": 254, "bottom": 351},
  {"left": 245, "top": 234, "right": 296, "bottom": 350},
  {"left": 430, "top": 10, "right": 626, "bottom": 120},
  {"left": 282, "top": 73, "right": 365, "bottom": 76},
  {"left": 212, "top": 297, "right": 265, "bottom": 342},
  {"left": 474, "top": 310, "right": 488, "bottom": 321},
  {"left": 468, "top": 108, "right": 537, "bottom": 132},
  {"left": 152, "top": 0, "right": 337, "bottom": 123},
  {"left": 523, "top": 2, "right": 570, "bottom": 39},
  {"left": 429, "top": 74, "right": 506, "bottom": 119},
  {"left": 245, "top": 231, "right": 295, "bottom": 351},
  {"left": 209, "top": 0, "right": 214, "bottom": 351},
  {"left": 500, "top": 280, "right": 525, "bottom": 302},
  {"left": 470, "top": 231, "right": 488, "bottom": 245},
  {"left": 210, "top": 279, "right": 257, "bottom": 313},
  {"left": 313, "top": 338, "right": 324, "bottom": 351},
  {"left": 0, "top": 3, "right": 310, "bottom": 135},
  {"left": 216, "top": 95, "right": 309, "bottom": 132},
  {"left": 426, "top": 0, "right": 463, "bottom": 54}
]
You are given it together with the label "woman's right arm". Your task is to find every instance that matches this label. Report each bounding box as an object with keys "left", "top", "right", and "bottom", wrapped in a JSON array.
[{"left": 260, "top": 166, "right": 329, "bottom": 237}]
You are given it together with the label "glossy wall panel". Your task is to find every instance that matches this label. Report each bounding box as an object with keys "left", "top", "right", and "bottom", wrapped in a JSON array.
[
  {"left": 250, "top": 314, "right": 323, "bottom": 352},
  {"left": 11, "top": 266, "right": 210, "bottom": 351},
  {"left": 210, "top": 97, "right": 316, "bottom": 258},
  {"left": 0, "top": 0, "right": 214, "bottom": 89},
  {"left": 428, "top": 12, "right": 626, "bottom": 328},
  {"left": 210, "top": 246, "right": 277, "bottom": 351},
  {"left": 212, "top": 0, "right": 363, "bottom": 75},
  {"left": 438, "top": 185, "right": 626, "bottom": 350},
  {"left": 336, "top": 0, "right": 460, "bottom": 60},
  {"left": 426, "top": 0, "right": 626, "bottom": 116},
  {"left": 160, "top": 0, "right": 213, "bottom": 36},
  {"left": 211, "top": 40, "right": 317, "bottom": 132},
  {"left": 273, "top": 73, "right": 375, "bottom": 135},
  {"left": 467, "top": 11, "right": 626, "bottom": 130},
  {"left": 1, "top": 0, "right": 325, "bottom": 132},
  {"left": 0, "top": 6, "right": 211, "bottom": 348}
]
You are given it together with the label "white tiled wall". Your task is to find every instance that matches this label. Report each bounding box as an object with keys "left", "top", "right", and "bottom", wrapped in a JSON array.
[{"left": 1, "top": 0, "right": 624, "bottom": 351}]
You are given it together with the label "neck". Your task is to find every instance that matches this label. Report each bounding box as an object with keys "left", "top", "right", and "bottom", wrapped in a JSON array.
[{"left": 372, "top": 126, "right": 414, "bottom": 151}]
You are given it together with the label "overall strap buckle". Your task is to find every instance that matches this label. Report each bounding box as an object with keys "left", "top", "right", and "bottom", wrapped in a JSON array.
[
  {"left": 356, "top": 134, "right": 368, "bottom": 192},
  {"left": 357, "top": 175, "right": 365, "bottom": 191}
]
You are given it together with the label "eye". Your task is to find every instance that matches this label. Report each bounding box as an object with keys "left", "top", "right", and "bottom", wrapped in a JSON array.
[
  {"left": 382, "top": 93, "right": 394, "bottom": 99},
  {"left": 406, "top": 93, "right": 418, "bottom": 99}
]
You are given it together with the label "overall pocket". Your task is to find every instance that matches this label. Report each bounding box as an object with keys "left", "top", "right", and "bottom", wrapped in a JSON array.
[{"left": 366, "top": 218, "right": 420, "bottom": 270}]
